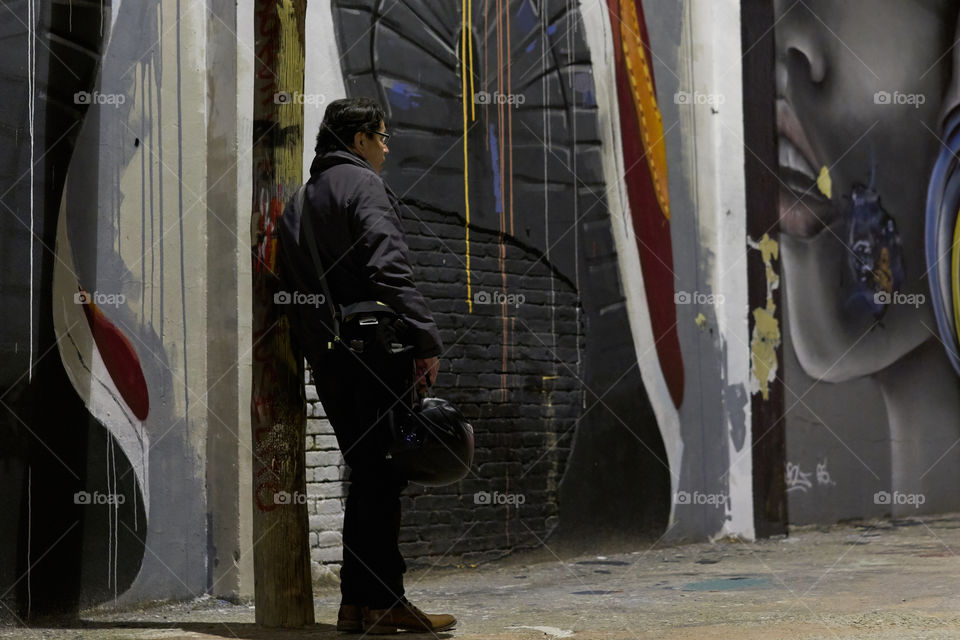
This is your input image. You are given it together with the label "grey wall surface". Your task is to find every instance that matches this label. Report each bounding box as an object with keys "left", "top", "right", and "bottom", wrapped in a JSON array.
[
  {"left": 644, "top": 0, "right": 732, "bottom": 538},
  {"left": 783, "top": 283, "right": 891, "bottom": 523}
]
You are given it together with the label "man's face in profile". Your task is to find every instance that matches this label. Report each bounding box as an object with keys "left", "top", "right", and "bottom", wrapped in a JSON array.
[{"left": 354, "top": 119, "right": 389, "bottom": 173}]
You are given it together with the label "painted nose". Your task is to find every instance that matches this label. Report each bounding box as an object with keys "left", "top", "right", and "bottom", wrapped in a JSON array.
[{"left": 775, "top": 4, "right": 828, "bottom": 88}]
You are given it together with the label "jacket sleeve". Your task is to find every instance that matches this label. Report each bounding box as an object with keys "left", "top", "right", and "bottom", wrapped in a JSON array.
[{"left": 348, "top": 172, "right": 444, "bottom": 358}]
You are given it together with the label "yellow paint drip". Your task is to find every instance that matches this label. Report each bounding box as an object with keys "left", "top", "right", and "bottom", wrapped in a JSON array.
[
  {"left": 461, "top": 0, "right": 472, "bottom": 312},
  {"left": 816, "top": 165, "right": 832, "bottom": 200}
]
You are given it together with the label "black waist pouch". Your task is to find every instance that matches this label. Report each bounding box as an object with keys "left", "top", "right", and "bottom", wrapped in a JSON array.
[{"left": 338, "top": 301, "right": 413, "bottom": 356}]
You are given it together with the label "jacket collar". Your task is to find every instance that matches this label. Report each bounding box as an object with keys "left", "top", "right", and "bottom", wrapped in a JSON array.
[
  {"left": 308, "top": 148, "right": 401, "bottom": 205},
  {"left": 309, "top": 149, "right": 375, "bottom": 177}
]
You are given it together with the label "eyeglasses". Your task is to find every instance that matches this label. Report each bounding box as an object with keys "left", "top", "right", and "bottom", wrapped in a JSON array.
[{"left": 366, "top": 129, "right": 391, "bottom": 144}]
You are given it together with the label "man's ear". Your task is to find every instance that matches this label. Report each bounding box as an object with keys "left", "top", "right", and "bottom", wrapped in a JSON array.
[{"left": 352, "top": 130, "right": 365, "bottom": 152}]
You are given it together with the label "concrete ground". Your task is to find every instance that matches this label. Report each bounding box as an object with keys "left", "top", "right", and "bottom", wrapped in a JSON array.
[{"left": 5, "top": 514, "right": 960, "bottom": 639}]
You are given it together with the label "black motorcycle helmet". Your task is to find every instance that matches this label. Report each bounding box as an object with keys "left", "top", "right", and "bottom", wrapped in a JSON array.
[{"left": 387, "top": 397, "right": 474, "bottom": 486}]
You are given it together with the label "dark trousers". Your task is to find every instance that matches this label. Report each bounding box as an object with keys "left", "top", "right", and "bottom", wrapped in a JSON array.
[{"left": 308, "top": 344, "right": 413, "bottom": 609}]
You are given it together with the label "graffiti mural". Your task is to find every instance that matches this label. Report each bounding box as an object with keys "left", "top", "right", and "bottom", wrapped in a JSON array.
[
  {"left": 0, "top": 0, "right": 745, "bottom": 614},
  {"left": 2, "top": 0, "right": 223, "bottom": 618},
  {"left": 775, "top": 0, "right": 960, "bottom": 514},
  {"left": 326, "top": 0, "right": 676, "bottom": 540}
]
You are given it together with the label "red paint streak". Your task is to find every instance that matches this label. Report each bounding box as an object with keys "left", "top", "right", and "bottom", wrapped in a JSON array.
[
  {"left": 78, "top": 286, "right": 150, "bottom": 420},
  {"left": 607, "top": 0, "right": 684, "bottom": 408},
  {"left": 255, "top": 1, "right": 280, "bottom": 82}
]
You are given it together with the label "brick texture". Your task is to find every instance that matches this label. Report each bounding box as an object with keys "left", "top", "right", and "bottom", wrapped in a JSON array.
[{"left": 303, "top": 206, "right": 582, "bottom": 579}]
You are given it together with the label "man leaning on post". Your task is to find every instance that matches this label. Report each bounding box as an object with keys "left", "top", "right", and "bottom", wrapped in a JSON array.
[{"left": 277, "top": 97, "right": 455, "bottom": 634}]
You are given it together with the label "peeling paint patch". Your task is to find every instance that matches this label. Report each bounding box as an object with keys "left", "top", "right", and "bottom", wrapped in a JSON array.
[
  {"left": 817, "top": 165, "right": 832, "bottom": 199},
  {"left": 750, "top": 306, "right": 780, "bottom": 400},
  {"left": 748, "top": 233, "right": 781, "bottom": 400}
]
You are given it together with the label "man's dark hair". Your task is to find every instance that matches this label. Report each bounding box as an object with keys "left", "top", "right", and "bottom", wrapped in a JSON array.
[{"left": 315, "top": 97, "right": 386, "bottom": 155}]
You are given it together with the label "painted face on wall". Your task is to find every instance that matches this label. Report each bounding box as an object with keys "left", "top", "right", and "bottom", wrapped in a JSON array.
[{"left": 774, "top": 0, "right": 958, "bottom": 381}]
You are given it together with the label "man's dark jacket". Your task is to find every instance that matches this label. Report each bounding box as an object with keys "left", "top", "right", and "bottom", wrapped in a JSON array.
[{"left": 278, "top": 149, "right": 443, "bottom": 360}]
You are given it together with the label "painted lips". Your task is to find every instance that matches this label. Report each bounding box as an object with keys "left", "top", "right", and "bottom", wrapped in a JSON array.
[{"left": 777, "top": 99, "right": 836, "bottom": 238}]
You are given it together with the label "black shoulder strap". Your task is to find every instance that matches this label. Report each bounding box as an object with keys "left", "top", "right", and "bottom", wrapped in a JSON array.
[{"left": 296, "top": 184, "right": 340, "bottom": 338}]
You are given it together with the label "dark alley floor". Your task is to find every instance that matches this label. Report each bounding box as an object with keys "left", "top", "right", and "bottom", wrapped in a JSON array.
[{"left": 6, "top": 513, "right": 960, "bottom": 639}]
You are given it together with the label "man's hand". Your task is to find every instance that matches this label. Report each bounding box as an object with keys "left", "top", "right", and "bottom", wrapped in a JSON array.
[{"left": 414, "top": 356, "right": 440, "bottom": 394}]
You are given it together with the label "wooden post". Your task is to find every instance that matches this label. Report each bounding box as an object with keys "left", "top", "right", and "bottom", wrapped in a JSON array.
[
  {"left": 741, "top": 0, "right": 789, "bottom": 537},
  {"left": 250, "top": 0, "right": 314, "bottom": 627}
]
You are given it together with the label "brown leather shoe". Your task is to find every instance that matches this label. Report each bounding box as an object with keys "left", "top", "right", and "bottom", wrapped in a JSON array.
[
  {"left": 336, "top": 603, "right": 362, "bottom": 633},
  {"left": 362, "top": 598, "right": 457, "bottom": 634}
]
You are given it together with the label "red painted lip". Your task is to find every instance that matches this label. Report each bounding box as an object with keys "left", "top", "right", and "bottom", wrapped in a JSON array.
[
  {"left": 78, "top": 285, "right": 150, "bottom": 421},
  {"left": 777, "top": 99, "right": 837, "bottom": 238}
]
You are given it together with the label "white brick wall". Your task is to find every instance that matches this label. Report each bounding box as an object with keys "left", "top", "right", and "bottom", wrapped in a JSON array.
[{"left": 303, "top": 372, "right": 348, "bottom": 584}]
